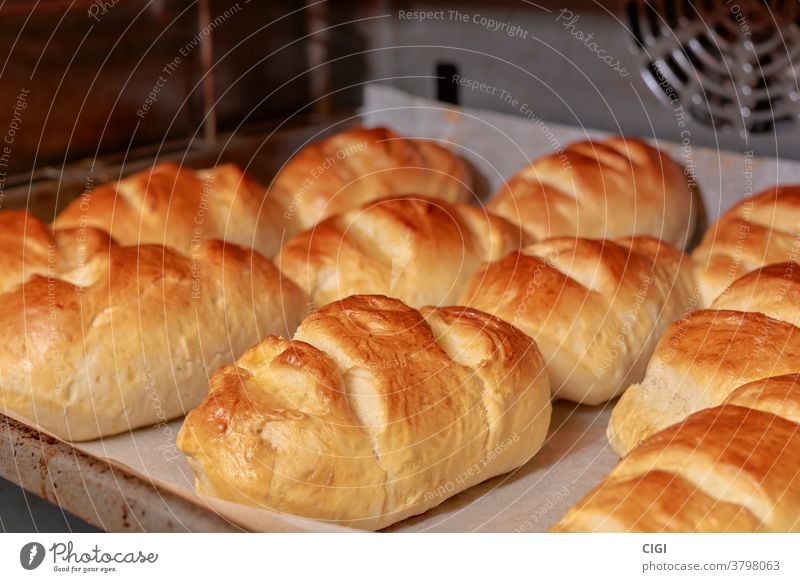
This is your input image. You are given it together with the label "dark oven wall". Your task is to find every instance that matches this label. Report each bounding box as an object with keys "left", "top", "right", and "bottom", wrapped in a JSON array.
[
  {"left": 0, "top": 0, "right": 315, "bottom": 178},
  {"left": 1, "top": 0, "right": 797, "bottom": 196}
]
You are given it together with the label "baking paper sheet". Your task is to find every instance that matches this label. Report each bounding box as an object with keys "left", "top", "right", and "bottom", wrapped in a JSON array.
[{"left": 9, "top": 84, "right": 800, "bottom": 532}]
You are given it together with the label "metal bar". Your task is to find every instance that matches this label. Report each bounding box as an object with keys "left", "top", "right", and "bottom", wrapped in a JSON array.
[
  {"left": 306, "top": 0, "right": 332, "bottom": 118},
  {"left": 199, "top": 0, "right": 218, "bottom": 146}
]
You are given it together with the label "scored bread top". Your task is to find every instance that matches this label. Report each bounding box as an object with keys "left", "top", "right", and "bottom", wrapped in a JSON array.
[
  {"left": 53, "top": 162, "right": 284, "bottom": 257},
  {"left": 608, "top": 253, "right": 800, "bottom": 457},
  {"left": 488, "top": 137, "right": 698, "bottom": 248},
  {"left": 0, "top": 240, "right": 308, "bottom": 441},
  {"left": 460, "top": 235, "right": 696, "bottom": 404},
  {"left": 711, "top": 261, "right": 800, "bottom": 328},
  {"left": 724, "top": 373, "right": 800, "bottom": 421},
  {"left": 177, "top": 294, "right": 552, "bottom": 530},
  {"left": 269, "top": 127, "right": 473, "bottom": 232},
  {"left": 0, "top": 210, "right": 113, "bottom": 293},
  {"left": 556, "top": 393, "right": 800, "bottom": 532},
  {"left": 277, "top": 195, "right": 528, "bottom": 308},
  {"left": 693, "top": 185, "right": 800, "bottom": 305},
  {"left": 608, "top": 302, "right": 800, "bottom": 457}
]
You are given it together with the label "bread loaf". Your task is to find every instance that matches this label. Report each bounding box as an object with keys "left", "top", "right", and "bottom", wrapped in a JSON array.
[
  {"left": 608, "top": 262, "right": 800, "bottom": 456},
  {"left": 712, "top": 261, "right": 800, "bottom": 327},
  {"left": 277, "top": 195, "right": 527, "bottom": 308},
  {"left": 693, "top": 185, "right": 800, "bottom": 305},
  {"left": 0, "top": 241, "right": 308, "bottom": 441},
  {"left": 53, "top": 163, "right": 283, "bottom": 256},
  {"left": 554, "top": 374, "right": 800, "bottom": 532},
  {"left": 269, "top": 127, "right": 473, "bottom": 232},
  {"left": 459, "top": 236, "right": 696, "bottom": 404},
  {"left": 177, "top": 295, "right": 551, "bottom": 530},
  {"left": 488, "top": 137, "right": 700, "bottom": 248},
  {"left": 0, "top": 210, "right": 112, "bottom": 293}
]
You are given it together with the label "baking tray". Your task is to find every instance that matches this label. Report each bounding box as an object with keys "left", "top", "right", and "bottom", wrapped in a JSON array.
[{"left": 3, "top": 85, "right": 800, "bottom": 532}]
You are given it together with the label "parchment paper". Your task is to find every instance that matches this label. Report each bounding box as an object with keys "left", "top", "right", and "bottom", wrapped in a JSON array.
[{"left": 10, "top": 85, "right": 800, "bottom": 532}]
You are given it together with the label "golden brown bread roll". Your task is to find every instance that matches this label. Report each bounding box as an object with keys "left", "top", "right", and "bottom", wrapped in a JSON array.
[
  {"left": 270, "top": 127, "right": 473, "bottom": 232},
  {"left": 459, "top": 236, "right": 696, "bottom": 404},
  {"left": 53, "top": 162, "right": 283, "bottom": 256},
  {"left": 553, "top": 470, "right": 766, "bottom": 532},
  {"left": 0, "top": 241, "right": 308, "bottom": 441},
  {"left": 0, "top": 210, "right": 113, "bottom": 293},
  {"left": 608, "top": 262, "right": 800, "bottom": 456},
  {"left": 277, "top": 195, "right": 527, "bottom": 308},
  {"left": 712, "top": 261, "right": 800, "bottom": 327},
  {"left": 488, "top": 137, "right": 700, "bottom": 248},
  {"left": 725, "top": 373, "right": 800, "bottom": 420},
  {"left": 177, "top": 295, "right": 551, "bottom": 530},
  {"left": 693, "top": 185, "right": 800, "bottom": 305},
  {"left": 554, "top": 375, "right": 800, "bottom": 532}
]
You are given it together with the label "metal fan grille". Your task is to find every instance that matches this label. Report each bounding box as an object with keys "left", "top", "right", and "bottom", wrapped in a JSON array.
[{"left": 628, "top": 0, "right": 800, "bottom": 134}]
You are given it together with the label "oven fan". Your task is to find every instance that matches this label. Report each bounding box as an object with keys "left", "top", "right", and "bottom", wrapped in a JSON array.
[{"left": 627, "top": 0, "right": 800, "bottom": 135}]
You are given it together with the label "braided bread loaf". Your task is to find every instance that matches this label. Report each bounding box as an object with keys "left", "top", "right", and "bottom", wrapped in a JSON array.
[
  {"left": 459, "top": 236, "right": 696, "bottom": 404},
  {"left": 488, "top": 137, "right": 700, "bottom": 248},
  {"left": 177, "top": 295, "right": 551, "bottom": 530},
  {"left": 693, "top": 185, "right": 800, "bottom": 305},
  {"left": 554, "top": 374, "right": 800, "bottom": 532},
  {"left": 0, "top": 210, "right": 112, "bottom": 293},
  {"left": 608, "top": 262, "right": 800, "bottom": 456},
  {"left": 0, "top": 241, "right": 308, "bottom": 441},
  {"left": 277, "top": 196, "right": 527, "bottom": 308},
  {"left": 53, "top": 163, "right": 283, "bottom": 256},
  {"left": 269, "top": 127, "right": 473, "bottom": 232}
]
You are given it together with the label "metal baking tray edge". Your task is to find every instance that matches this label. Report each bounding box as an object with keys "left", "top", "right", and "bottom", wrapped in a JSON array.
[{"left": 0, "top": 412, "right": 242, "bottom": 532}]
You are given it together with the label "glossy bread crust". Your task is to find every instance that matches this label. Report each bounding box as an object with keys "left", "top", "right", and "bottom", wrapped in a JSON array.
[
  {"left": 0, "top": 241, "right": 308, "bottom": 441},
  {"left": 711, "top": 261, "right": 800, "bottom": 328},
  {"left": 460, "top": 236, "right": 696, "bottom": 404},
  {"left": 53, "top": 162, "right": 283, "bottom": 256},
  {"left": 269, "top": 126, "right": 473, "bottom": 232},
  {"left": 277, "top": 195, "right": 527, "bottom": 308},
  {"left": 556, "top": 396, "right": 800, "bottom": 532},
  {"left": 609, "top": 258, "right": 800, "bottom": 456},
  {"left": 488, "top": 137, "right": 699, "bottom": 248},
  {"left": 177, "top": 295, "right": 552, "bottom": 530},
  {"left": 693, "top": 185, "right": 800, "bottom": 305},
  {"left": 0, "top": 210, "right": 113, "bottom": 293},
  {"left": 608, "top": 309, "right": 800, "bottom": 455}
]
